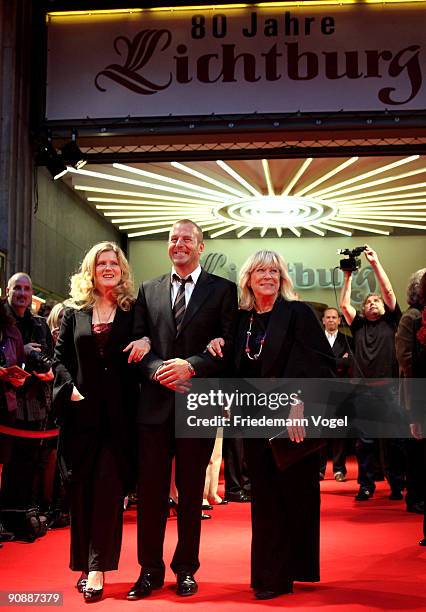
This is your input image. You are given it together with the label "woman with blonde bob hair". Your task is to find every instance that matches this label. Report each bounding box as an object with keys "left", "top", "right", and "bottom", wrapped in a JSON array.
[
  {"left": 53, "top": 242, "right": 149, "bottom": 602},
  {"left": 239, "top": 250, "right": 298, "bottom": 311},
  {"left": 207, "top": 249, "right": 335, "bottom": 601}
]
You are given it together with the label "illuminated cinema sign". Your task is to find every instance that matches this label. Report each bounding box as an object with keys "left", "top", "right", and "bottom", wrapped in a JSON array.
[{"left": 45, "top": 1, "right": 426, "bottom": 120}]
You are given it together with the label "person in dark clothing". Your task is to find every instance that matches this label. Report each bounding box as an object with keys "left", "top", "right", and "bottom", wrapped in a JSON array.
[
  {"left": 53, "top": 242, "right": 149, "bottom": 601},
  {"left": 396, "top": 268, "right": 426, "bottom": 515},
  {"left": 319, "top": 307, "right": 352, "bottom": 481},
  {"left": 402, "top": 270, "right": 426, "bottom": 545},
  {"left": 340, "top": 245, "right": 403, "bottom": 501},
  {"left": 208, "top": 250, "right": 336, "bottom": 600},
  {"left": 0, "top": 299, "right": 25, "bottom": 544},
  {"left": 1, "top": 274, "right": 54, "bottom": 512}
]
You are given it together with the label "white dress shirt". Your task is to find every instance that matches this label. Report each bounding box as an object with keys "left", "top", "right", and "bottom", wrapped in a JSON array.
[
  {"left": 325, "top": 330, "right": 338, "bottom": 348},
  {"left": 170, "top": 265, "right": 202, "bottom": 307}
]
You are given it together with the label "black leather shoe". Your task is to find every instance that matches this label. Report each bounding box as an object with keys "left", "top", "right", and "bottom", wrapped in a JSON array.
[
  {"left": 419, "top": 538, "right": 426, "bottom": 547},
  {"left": 201, "top": 513, "right": 211, "bottom": 520},
  {"left": 225, "top": 490, "right": 251, "bottom": 503},
  {"left": 176, "top": 572, "right": 198, "bottom": 596},
  {"left": 83, "top": 587, "right": 103, "bottom": 603},
  {"left": 355, "top": 487, "right": 374, "bottom": 501},
  {"left": 126, "top": 572, "right": 164, "bottom": 600},
  {"left": 389, "top": 490, "right": 403, "bottom": 501},
  {"left": 76, "top": 573, "right": 88, "bottom": 593},
  {"left": 202, "top": 504, "right": 213, "bottom": 510}
]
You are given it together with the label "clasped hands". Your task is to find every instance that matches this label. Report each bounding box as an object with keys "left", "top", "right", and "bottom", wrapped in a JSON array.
[{"left": 154, "top": 359, "right": 194, "bottom": 393}]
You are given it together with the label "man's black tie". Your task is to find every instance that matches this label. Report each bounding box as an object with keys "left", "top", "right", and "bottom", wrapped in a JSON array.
[{"left": 173, "top": 274, "right": 192, "bottom": 334}]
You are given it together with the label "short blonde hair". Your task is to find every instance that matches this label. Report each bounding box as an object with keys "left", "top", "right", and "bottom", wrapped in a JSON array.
[
  {"left": 239, "top": 250, "right": 297, "bottom": 311},
  {"left": 67, "top": 242, "right": 134, "bottom": 311},
  {"left": 47, "top": 302, "right": 64, "bottom": 331}
]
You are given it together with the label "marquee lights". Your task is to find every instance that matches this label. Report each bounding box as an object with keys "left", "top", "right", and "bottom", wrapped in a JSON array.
[
  {"left": 48, "top": 1, "right": 426, "bottom": 19},
  {"left": 68, "top": 156, "right": 426, "bottom": 238}
]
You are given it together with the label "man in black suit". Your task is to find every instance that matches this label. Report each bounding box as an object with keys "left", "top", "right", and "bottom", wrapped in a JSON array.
[
  {"left": 128, "top": 219, "right": 238, "bottom": 599},
  {"left": 319, "top": 307, "right": 352, "bottom": 481}
]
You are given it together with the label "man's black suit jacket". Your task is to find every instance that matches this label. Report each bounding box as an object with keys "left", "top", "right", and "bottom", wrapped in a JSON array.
[
  {"left": 329, "top": 331, "right": 353, "bottom": 377},
  {"left": 133, "top": 269, "right": 238, "bottom": 425}
]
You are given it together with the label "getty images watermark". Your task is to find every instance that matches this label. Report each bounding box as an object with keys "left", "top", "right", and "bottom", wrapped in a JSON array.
[
  {"left": 174, "top": 378, "right": 425, "bottom": 439},
  {"left": 185, "top": 388, "right": 347, "bottom": 431}
]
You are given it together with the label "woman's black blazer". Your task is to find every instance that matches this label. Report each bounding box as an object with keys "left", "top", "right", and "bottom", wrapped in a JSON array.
[
  {"left": 52, "top": 306, "right": 139, "bottom": 481},
  {"left": 234, "top": 298, "right": 336, "bottom": 379}
]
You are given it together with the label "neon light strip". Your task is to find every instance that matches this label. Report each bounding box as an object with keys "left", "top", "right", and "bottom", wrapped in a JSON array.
[
  {"left": 114, "top": 216, "right": 211, "bottom": 224},
  {"left": 309, "top": 156, "right": 419, "bottom": 198},
  {"left": 325, "top": 182, "right": 426, "bottom": 203},
  {"left": 325, "top": 220, "right": 390, "bottom": 235},
  {"left": 281, "top": 158, "right": 313, "bottom": 196},
  {"left": 316, "top": 223, "right": 352, "bottom": 236},
  {"left": 48, "top": 1, "right": 426, "bottom": 18},
  {"left": 171, "top": 162, "right": 246, "bottom": 198},
  {"left": 333, "top": 218, "right": 426, "bottom": 230},
  {"left": 301, "top": 225, "right": 325, "bottom": 236},
  {"left": 216, "top": 160, "right": 261, "bottom": 197},
  {"left": 69, "top": 167, "right": 228, "bottom": 201},
  {"left": 314, "top": 167, "right": 426, "bottom": 199},
  {"left": 262, "top": 160, "right": 274, "bottom": 196},
  {"left": 76, "top": 185, "right": 216, "bottom": 204},
  {"left": 210, "top": 224, "right": 244, "bottom": 238},
  {"left": 237, "top": 226, "right": 253, "bottom": 238},
  {"left": 113, "top": 163, "right": 235, "bottom": 200},
  {"left": 294, "top": 157, "right": 358, "bottom": 197}
]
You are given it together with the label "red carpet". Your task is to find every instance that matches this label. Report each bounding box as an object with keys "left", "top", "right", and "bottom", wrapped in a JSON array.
[{"left": 1, "top": 459, "right": 425, "bottom": 610}]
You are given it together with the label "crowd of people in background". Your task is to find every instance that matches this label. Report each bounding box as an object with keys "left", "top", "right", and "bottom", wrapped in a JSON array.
[{"left": 0, "top": 224, "right": 425, "bottom": 602}]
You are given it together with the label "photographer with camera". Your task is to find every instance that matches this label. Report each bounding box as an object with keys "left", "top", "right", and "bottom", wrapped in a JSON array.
[
  {"left": 340, "top": 245, "right": 404, "bottom": 501},
  {"left": 1, "top": 273, "right": 54, "bottom": 519}
]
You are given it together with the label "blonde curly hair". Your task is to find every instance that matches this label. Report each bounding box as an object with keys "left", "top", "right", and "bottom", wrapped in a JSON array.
[
  {"left": 67, "top": 242, "right": 134, "bottom": 311},
  {"left": 239, "top": 250, "right": 298, "bottom": 311}
]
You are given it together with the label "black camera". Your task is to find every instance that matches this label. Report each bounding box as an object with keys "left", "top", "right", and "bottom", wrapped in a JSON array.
[
  {"left": 26, "top": 350, "right": 53, "bottom": 374},
  {"left": 337, "top": 246, "right": 367, "bottom": 273}
]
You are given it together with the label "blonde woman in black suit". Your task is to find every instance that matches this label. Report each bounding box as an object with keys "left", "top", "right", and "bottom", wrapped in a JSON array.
[{"left": 53, "top": 242, "right": 150, "bottom": 602}]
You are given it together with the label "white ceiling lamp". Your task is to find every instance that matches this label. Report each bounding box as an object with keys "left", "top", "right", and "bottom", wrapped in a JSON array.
[{"left": 67, "top": 157, "right": 426, "bottom": 239}]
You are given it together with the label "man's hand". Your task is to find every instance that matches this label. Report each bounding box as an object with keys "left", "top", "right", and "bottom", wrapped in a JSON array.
[
  {"left": 155, "top": 359, "right": 194, "bottom": 392},
  {"left": 363, "top": 244, "right": 379, "bottom": 266},
  {"left": 33, "top": 368, "right": 54, "bottom": 382},
  {"left": 287, "top": 402, "right": 305, "bottom": 443},
  {"left": 123, "top": 337, "right": 151, "bottom": 363},
  {"left": 206, "top": 337, "right": 225, "bottom": 358},
  {"left": 24, "top": 342, "right": 41, "bottom": 356},
  {"left": 156, "top": 359, "right": 194, "bottom": 385}
]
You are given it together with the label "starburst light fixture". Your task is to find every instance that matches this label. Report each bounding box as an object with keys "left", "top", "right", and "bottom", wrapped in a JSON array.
[{"left": 67, "top": 155, "right": 426, "bottom": 238}]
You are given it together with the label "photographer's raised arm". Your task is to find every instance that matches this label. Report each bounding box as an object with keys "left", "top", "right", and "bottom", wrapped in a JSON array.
[
  {"left": 364, "top": 245, "right": 396, "bottom": 311},
  {"left": 340, "top": 271, "right": 356, "bottom": 325}
]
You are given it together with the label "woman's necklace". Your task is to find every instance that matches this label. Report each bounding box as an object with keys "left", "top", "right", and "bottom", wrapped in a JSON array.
[
  {"left": 245, "top": 313, "right": 267, "bottom": 361},
  {"left": 95, "top": 302, "right": 116, "bottom": 325}
]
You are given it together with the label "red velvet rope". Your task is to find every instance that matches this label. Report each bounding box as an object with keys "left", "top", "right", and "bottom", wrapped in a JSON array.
[{"left": 0, "top": 425, "right": 59, "bottom": 439}]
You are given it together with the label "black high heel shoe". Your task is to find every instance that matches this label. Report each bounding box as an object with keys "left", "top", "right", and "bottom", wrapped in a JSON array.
[
  {"left": 168, "top": 497, "right": 178, "bottom": 517},
  {"left": 76, "top": 573, "right": 88, "bottom": 593},
  {"left": 83, "top": 573, "right": 104, "bottom": 603}
]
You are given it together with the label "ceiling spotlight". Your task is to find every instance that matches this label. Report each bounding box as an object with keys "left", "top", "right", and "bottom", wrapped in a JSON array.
[
  {"left": 37, "top": 140, "right": 68, "bottom": 180},
  {"left": 61, "top": 130, "right": 87, "bottom": 169}
]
